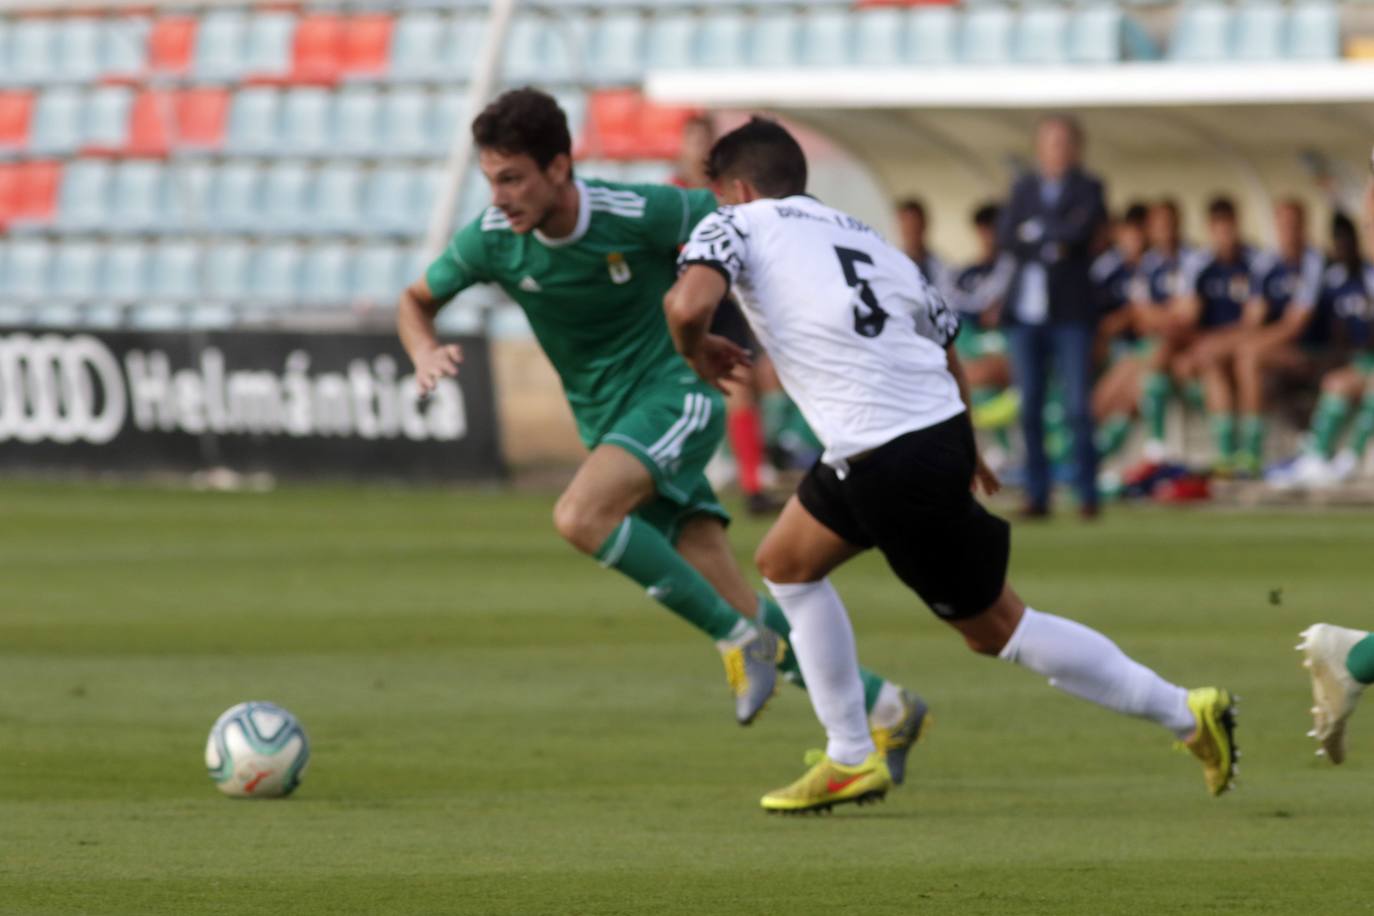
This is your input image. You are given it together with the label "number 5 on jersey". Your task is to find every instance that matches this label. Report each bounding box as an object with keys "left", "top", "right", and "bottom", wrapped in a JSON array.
[{"left": 835, "top": 246, "right": 889, "bottom": 338}]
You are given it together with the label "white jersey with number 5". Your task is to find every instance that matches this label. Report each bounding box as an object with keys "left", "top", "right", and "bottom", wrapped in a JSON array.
[{"left": 679, "top": 195, "right": 965, "bottom": 468}]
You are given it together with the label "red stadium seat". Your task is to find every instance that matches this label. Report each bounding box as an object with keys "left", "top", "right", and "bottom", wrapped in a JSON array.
[
  {"left": 0, "top": 164, "right": 20, "bottom": 226},
  {"left": 291, "top": 14, "right": 344, "bottom": 84},
  {"left": 123, "top": 89, "right": 229, "bottom": 156},
  {"left": 13, "top": 161, "right": 61, "bottom": 223},
  {"left": 0, "top": 92, "right": 33, "bottom": 151},
  {"left": 342, "top": 14, "right": 393, "bottom": 77},
  {"left": 148, "top": 18, "right": 198, "bottom": 75},
  {"left": 638, "top": 102, "right": 702, "bottom": 160},
  {"left": 126, "top": 90, "right": 173, "bottom": 156},
  {"left": 581, "top": 90, "right": 701, "bottom": 161},
  {"left": 175, "top": 88, "right": 230, "bottom": 151}
]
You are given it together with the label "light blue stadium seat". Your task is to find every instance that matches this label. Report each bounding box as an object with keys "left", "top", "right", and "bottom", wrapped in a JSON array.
[
  {"left": 381, "top": 89, "right": 432, "bottom": 156},
  {"left": 333, "top": 88, "right": 381, "bottom": 157},
  {"left": 1169, "top": 4, "right": 1232, "bottom": 61},
  {"left": 313, "top": 163, "right": 365, "bottom": 235},
  {"left": 58, "top": 159, "right": 112, "bottom": 231},
  {"left": 505, "top": 14, "right": 583, "bottom": 84},
  {"left": 228, "top": 88, "right": 282, "bottom": 154},
  {"left": 1016, "top": 7, "right": 1070, "bottom": 64},
  {"left": 52, "top": 242, "right": 103, "bottom": 302},
  {"left": 103, "top": 242, "right": 150, "bottom": 303},
  {"left": 961, "top": 8, "right": 1015, "bottom": 65},
  {"left": 84, "top": 87, "right": 132, "bottom": 150},
  {"left": 110, "top": 160, "right": 167, "bottom": 232},
  {"left": 148, "top": 240, "right": 203, "bottom": 300},
  {"left": 456, "top": 166, "right": 490, "bottom": 225},
  {"left": 555, "top": 90, "right": 587, "bottom": 145},
  {"left": 250, "top": 244, "right": 303, "bottom": 305},
  {"left": 260, "top": 163, "right": 312, "bottom": 234},
  {"left": 164, "top": 162, "right": 215, "bottom": 230},
  {"left": 905, "top": 8, "right": 958, "bottom": 66},
  {"left": 57, "top": 18, "right": 104, "bottom": 84},
  {"left": 1233, "top": 3, "right": 1285, "bottom": 60},
  {"left": 244, "top": 12, "right": 295, "bottom": 79},
  {"left": 854, "top": 9, "right": 908, "bottom": 68},
  {"left": 4, "top": 240, "right": 52, "bottom": 301},
  {"left": 1287, "top": 1, "right": 1339, "bottom": 59},
  {"left": 210, "top": 163, "right": 262, "bottom": 232},
  {"left": 101, "top": 17, "right": 147, "bottom": 79},
  {"left": 9, "top": 19, "right": 58, "bottom": 85},
  {"left": 281, "top": 88, "right": 332, "bottom": 156},
  {"left": 354, "top": 244, "right": 403, "bottom": 302},
  {"left": 644, "top": 13, "right": 699, "bottom": 69},
  {"left": 446, "top": 13, "right": 488, "bottom": 80},
  {"left": 800, "top": 9, "right": 854, "bottom": 67},
  {"left": 301, "top": 243, "right": 353, "bottom": 306},
  {"left": 364, "top": 166, "right": 415, "bottom": 234},
  {"left": 31, "top": 88, "right": 84, "bottom": 154},
  {"left": 195, "top": 11, "right": 247, "bottom": 80},
  {"left": 696, "top": 12, "right": 748, "bottom": 69},
  {"left": 585, "top": 13, "right": 644, "bottom": 84},
  {"left": 430, "top": 92, "right": 469, "bottom": 156},
  {"left": 204, "top": 239, "right": 252, "bottom": 301},
  {"left": 750, "top": 10, "right": 800, "bottom": 68},
  {"left": 389, "top": 12, "right": 447, "bottom": 81},
  {"left": 1069, "top": 8, "right": 1123, "bottom": 64}
]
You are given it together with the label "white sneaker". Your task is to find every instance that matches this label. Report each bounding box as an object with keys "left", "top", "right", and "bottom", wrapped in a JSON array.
[
  {"left": 1297, "top": 623, "right": 1368, "bottom": 764},
  {"left": 1288, "top": 452, "right": 1339, "bottom": 489},
  {"left": 1329, "top": 449, "right": 1359, "bottom": 482},
  {"left": 1142, "top": 439, "right": 1169, "bottom": 463}
]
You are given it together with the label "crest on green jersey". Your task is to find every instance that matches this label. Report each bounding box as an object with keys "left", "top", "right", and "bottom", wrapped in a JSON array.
[{"left": 607, "top": 253, "right": 632, "bottom": 285}]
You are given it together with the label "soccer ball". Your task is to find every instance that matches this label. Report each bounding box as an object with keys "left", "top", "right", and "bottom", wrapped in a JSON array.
[{"left": 205, "top": 701, "right": 310, "bottom": 798}]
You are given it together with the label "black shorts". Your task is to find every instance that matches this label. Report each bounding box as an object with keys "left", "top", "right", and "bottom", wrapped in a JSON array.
[
  {"left": 709, "top": 296, "right": 755, "bottom": 350},
  {"left": 796, "top": 413, "right": 1010, "bottom": 621}
]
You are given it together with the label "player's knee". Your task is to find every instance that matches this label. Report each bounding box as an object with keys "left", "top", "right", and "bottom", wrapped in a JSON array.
[
  {"left": 551, "top": 494, "right": 606, "bottom": 554},
  {"left": 754, "top": 543, "right": 813, "bottom": 585}
]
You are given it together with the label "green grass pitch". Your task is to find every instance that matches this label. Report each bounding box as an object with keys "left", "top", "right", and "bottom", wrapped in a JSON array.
[{"left": 4, "top": 480, "right": 1374, "bottom": 915}]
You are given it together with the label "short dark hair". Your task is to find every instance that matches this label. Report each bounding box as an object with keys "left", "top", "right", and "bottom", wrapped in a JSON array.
[
  {"left": 705, "top": 116, "right": 807, "bottom": 198},
  {"left": 896, "top": 198, "right": 927, "bottom": 220},
  {"left": 1153, "top": 198, "right": 1181, "bottom": 222},
  {"left": 1207, "top": 196, "right": 1237, "bottom": 222},
  {"left": 471, "top": 87, "right": 571, "bottom": 169},
  {"left": 973, "top": 203, "right": 1000, "bottom": 228},
  {"left": 1122, "top": 202, "right": 1149, "bottom": 227}
]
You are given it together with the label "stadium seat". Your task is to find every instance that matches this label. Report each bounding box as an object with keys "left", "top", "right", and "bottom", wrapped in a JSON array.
[
  {"left": 175, "top": 88, "right": 230, "bottom": 151},
  {"left": 582, "top": 89, "right": 642, "bottom": 159},
  {"left": 585, "top": 13, "right": 645, "bottom": 84},
  {"left": 505, "top": 14, "right": 550, "bottom": 83},
  {"left": 30, "top": 89, "right": 83, "bottom": 154},
  {"left": 228, "top": 87, "right": 281, "bottom": 153},
  {"left": 109, "top": 160, "right": 166, "bottom": 231},
  {"left": 644, "top": 13, "right": 699, "bottom": 70},
  {"left": 148, "top": 18, "right": 198, "bottom": 75},
  {"left": 3, "top": 239, "right": 52, "bottom": 301},
  {"left": 750, "top": 10, "right": 801, "bottom": 67},
  {"left": 1068, "top": 8, "right": 1124, "bottom": 64},
  {"left": 381, "top": 88, "right": 432, "bottom": 156},
  {"left": 163, "top": 161, "right": 213, "bottom": 229},
  {"left": 905, "top": 8, "right": 958, "bottom": 65},
  {"left": 101, "top": 17, "right": 151, "bottom": 81},
  {"left": 1016, "top": 7, "right": 1070, "bottom": 64},
  {"left": 854, "top": 8, "right": 908, "bottom": 67},
  {"left": 301, "top": 242, "right": 354, "bottom": 306},
  {"left": 447, "top": 14, "right": 488, "bottom": 80},
  {"left": 51, "top": 241, "right": 103, "bottom": 302},
  {"left": 250, "top": 243, "right": 303, "bottom": 305},
  {"left": 82, "top": 87, "right": 133, "bottom": 153},
  {"left": 363, "top": 166, "right": 415, "bottom": 234},
  {"left": 260, "top": 162, "right": 312, "bottom": 233},
  {"left": 126, "top": 90, "right": 173, "bottom": 156},
  {"left": 696, "top": 12, "right": 748, "bottom": 70},
  {"left": 1287, "top": 1, "right": 1339, "bottom": 60},
  {"left": 388, "top": 12, "right": 447, "bottom": 81},
  {"left": 194, "top": 11, "right": 247, "bottom": 81},
  {"left": 9, "top": 19, "right": 58, "bottom": 85},
  {"left": 342, "top": 15, "right": 393, "bottom": 78},
  {"left": 244, "top": 12, "right": 296, "bottom": 81},
  {"left": 203, "top": 238, "right": 252, "bottom": 301},
  {"left": 0, "top": 164, "right": 20, "bottom": 224},
  {"left": 800, "top": 9, "right": 855, "bottom": 67},
  {"left": 209, "top": 163, "right": 262, "bottom": 232},
  {"left": 313, "top": 162, "right": 365, "bottom": 234},
  {"left": 9, "top": 160, "right": 61, "bottom": 226},
  {"left": 333, "top": 88, "right": 381, "bottom": 156},
  {"left": 1169, "top": 4, "right": 1232, "bottom": 61},
  {"left": 148, "top": 240, "right": 203, "bottom": 301},
  {"left": 456, "top": 166, "right": 490, "bottom": 225},
  {"left": 430, "top": 92, "right": 469, "bottom": 156},
  {"left": 281, "top": 88, "right": 333, "bottom": 154},
  {"left": 0, "top": 92, "right": 33, "bottom": 151},
  {"left": 291, "top": 14, "right": 344, "bottom": 84},
  {"left": 1233, "top": 3, "right": 1285, "bottom": 60},
  {"left": 556, "top": 90, "right": 588, "bottom": 147},
  {"left": 354, "top": 244, "right": 403, "bottom": 302},
  {"left": 637, "top": 103, "right": 701, "bottom": 160},
  {"left": 102, "top": 241, "right": 150, "bottom": 303},
  {"left": 961, "top": 8, "right": 1015, "bottom": 65},
  {"left": 58, "top": 159, "right": 111, "bottom": 230},
  {"left": 57, "top": 18, "right": 104, "bottom": 84}
]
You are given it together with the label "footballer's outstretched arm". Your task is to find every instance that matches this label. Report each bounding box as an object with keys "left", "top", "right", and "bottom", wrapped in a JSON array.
[
  {"left": 397, "top": 275, "right": 463, "bottom": 396},
  {"left": 664, "top": 265, "right": 751, "bottom": 393}
]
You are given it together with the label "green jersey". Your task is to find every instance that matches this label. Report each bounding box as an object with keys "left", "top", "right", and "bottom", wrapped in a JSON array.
[{"left": 426, "top": 178, "right": 718, "bottom": 446}]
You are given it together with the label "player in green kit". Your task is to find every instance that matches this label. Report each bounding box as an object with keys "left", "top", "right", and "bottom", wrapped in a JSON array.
[{"left": 395, "top": 88, "right": 927, "bottom": 779}]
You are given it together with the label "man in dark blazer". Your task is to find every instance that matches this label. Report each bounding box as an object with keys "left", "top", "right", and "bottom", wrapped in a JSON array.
[{"left": 997, "top": 115, "right": 1108, "bottom": 518}]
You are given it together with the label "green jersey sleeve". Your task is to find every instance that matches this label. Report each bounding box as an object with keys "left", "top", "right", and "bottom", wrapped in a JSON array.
[
  {"left": 638, "top": 185, "right": 719, "bottom": 254},
  {"left": 424, "top": 219, "right": 490, "bottom": 305}
]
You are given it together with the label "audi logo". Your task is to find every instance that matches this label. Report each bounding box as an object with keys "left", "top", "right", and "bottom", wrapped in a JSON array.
[{"left": 0, "top": 333, "right": 127, "bottom": 445}]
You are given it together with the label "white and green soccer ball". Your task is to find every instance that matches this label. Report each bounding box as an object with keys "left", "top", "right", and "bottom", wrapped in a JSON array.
[{"left": 205, "top": 701, "right": 310, "bottom": 798}]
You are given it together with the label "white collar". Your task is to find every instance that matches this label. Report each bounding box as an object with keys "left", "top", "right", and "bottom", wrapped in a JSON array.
[{"left": 534, "top": 179, "right": 591, "bottom": 248}]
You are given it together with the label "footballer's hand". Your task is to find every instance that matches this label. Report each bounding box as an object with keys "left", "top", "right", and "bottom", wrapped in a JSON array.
[
  {"left": 414, "top": 343, "right": 463, "bottom": 396},
  {"left": 689, "top": 334, "right": 753, "bottom": 394},
  {"left": 972, "top": 454, "right": 1001, "bottom": 497}
]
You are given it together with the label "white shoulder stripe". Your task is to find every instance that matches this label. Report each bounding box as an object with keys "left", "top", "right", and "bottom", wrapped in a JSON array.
[{"left": 588, "top": 188, "right": 647, "bottom": 206}]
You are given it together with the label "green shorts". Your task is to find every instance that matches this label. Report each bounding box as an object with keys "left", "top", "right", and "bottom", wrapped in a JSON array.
[
  {"left": 1355, "top": 352, "right": 1374, "bottom": 375},
  {"left": 954, "top": 325, "right": 1007, "bottom": 361},
  {"left": 600, "top": 377, "right": 730, "bottom": 542}
]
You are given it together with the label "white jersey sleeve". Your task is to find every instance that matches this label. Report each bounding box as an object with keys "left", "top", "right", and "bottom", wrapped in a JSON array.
[{"left": 679, "top": 197, "right": 966, "bottom": 467}]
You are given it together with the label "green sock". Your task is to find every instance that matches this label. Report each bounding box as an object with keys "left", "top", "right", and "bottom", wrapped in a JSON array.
[
  {"left": 1183, "top": 381, "right": 1206, "bottom": 411},
  {"left": 1346, "top": 633, "right": 1374, "bottom": 685},
  {"left": 760, "top": 391, "right": 790, "bottom": 446},
  {"left": 1311, "top": 393, "right": 1352, "bottom": 459},
  {"left": 1240, "top": 414, "right": 1265, "bottom": 464},
  {"left": 758, "top": 595, "right": 885, "bottom": 713},
  {"left": 1349, "top": 400, "right": 1374, "bottom": 458},
  {"left": 595, "top": 517, "right": 748, "bottom": 642},
  {"left": 1210, "top": 413, "right": 1236, "bottom": 461},
  {"left": 1095, "top": 413, "right": 1133, "bottom": 459},
  {"left": 1140, "top": 372, "right": 1170, "bottom": 441}
]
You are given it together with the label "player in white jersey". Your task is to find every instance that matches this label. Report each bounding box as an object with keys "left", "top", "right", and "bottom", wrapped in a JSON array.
[{"left": 664, "top": 117, "right": 1238, "bottom": 813}]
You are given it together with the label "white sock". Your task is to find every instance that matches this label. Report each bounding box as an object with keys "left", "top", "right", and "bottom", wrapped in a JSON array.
[
  {"left": 869, "top": 680, "right": 905, "bottom": 730},
  {"left": 999, "top": 607, "right": 1195, "bottom": 739},
  {"left": 765, "top": 577, "right": 876, "bottom": 765}
]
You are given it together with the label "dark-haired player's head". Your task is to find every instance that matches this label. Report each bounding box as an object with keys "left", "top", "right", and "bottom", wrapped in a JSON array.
[
  {"left": 1116, "top": 201, "right": 1149, "bottom": 260},
  {"left": 705, "top": 116, "right": 808, "bottom": 205},
  {"left": 1206, "top": 195, "right": 1240, "bottom": 258},
  {"left": 1148, "top": 198, "right": 1182, "bottom": 253},
  {"left": 895, "top": 198, "right": 928, "bottom": 257},
  {"left": 1274, "top": 197, "right": 1307, "bottom": 260},
  {"left": 972, "top": 202, "right": 1000, "bottom": 262},
  {"left": 1333, "top": 211, "right": 1362, "bottom": 272},
  {"left": 471, "top": 87, "right": 573, "bottom": 234}
]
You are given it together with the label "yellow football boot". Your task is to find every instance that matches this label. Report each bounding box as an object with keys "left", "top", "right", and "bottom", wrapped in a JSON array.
[{"left": 761, "top": 750, "right": 893, "bottom": 814}]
